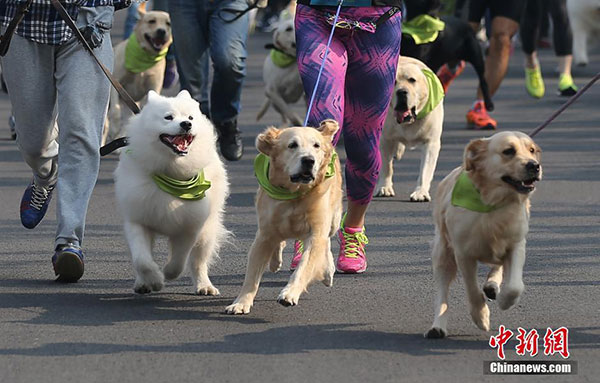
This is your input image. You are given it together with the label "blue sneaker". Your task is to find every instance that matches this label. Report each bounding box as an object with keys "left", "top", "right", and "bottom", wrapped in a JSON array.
[
  {"left": 52, "top": 243, "right": 85, "bottom": 283},
  {"left": 20, "top": 181, "right": 54, "bottom": 229}
]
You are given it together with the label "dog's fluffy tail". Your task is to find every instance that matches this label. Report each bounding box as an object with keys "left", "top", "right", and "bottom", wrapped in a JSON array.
[{"left": 256, "top": 98, "right": 270, "bottom": 121}]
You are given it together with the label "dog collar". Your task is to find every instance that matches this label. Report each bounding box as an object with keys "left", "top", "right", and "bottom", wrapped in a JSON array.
[
  {"left": 270, "top": 48, "right": 296, "bottom": 68},
  {"left": 152, "top": 170, "right": 211, "bottom": 201},
  {"left": 451, "top": 171, "right": 498, "bottom": 213},
  {"left": 402, "top": 15, "right": 445, "bottom": 45},
  {"left": 416, "top": 68, "right": 445, "bottom": 120},
  {"left": 125, "top": 33, "right": 169, "bottom": 74},
  {"left": 254, "top": 151, "right": 337, "bottom": 200}
]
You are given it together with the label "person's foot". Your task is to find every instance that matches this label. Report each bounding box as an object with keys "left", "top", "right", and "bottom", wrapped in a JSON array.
[
  {"left": 163, "top": 60, "right": 178, "bottom": 89},
  {"left": 20, "top": 181, "right": 55, "bottom": 229},
  {"left": 558, "top": 73, "right": 578, "bottom": 97},
  {"left": 8, "top": 115, "right": 16, "bottom": 140},
  {"left": 336, "top": 214, "right": 369, "bottom": 274},
  {"left": 52, "top": 243, "right": 85, "bottom": 283},
  {"left": 216, "top": 119, "right": 243, "bottom": 161},
  {"left": 436, "top": 61, "right": 466, "bottom": 93},
  {"left": 525, "top": 66, "right": 545, "bottom": 98},
  {"left": 290, "top": 240, "right": 303, "bottom": 271},
  {"left": 466, "top": 100, "right": 497, "bottom": 130}
]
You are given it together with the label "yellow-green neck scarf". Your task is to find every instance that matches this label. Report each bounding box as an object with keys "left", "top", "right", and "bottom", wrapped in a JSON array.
[
  {"left": 403, "top": 14, "right": 446, "bottom": 45},
  {"left": 125, "top": 33, "right": 169, "bottom": 74},
  {"left": 270, "top": 49, "right": 296, "bottom": 68},
  {"left": 451, "top": 171, "right": 498, "bottom": 213},
  {"left": 417, "top": 68, "right": 445, "bottom": 120},
  {"left": 254, "top": 152, "right": 337, "bottom": 200},
  {"left": 152, "top": 170, "right": 211, "bottom": 201}
]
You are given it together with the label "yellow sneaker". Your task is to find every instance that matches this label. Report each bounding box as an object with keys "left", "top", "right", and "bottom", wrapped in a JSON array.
[
  {"left": 525, "top": 66, "right": 545, "bottom": 99},
  {"left": 558, "top": 74, "right": 578, "bottom": 97}
]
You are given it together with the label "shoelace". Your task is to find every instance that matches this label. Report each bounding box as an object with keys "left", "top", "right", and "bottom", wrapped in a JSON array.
[
  {"left": 30, "top": 184, "right": 53, "bottom": 211},
  {"left": 294, "top": 240, "right": 304, "bottom": 255},
  {"left": 341, "top": 230, "right": 369, "bottom": 259}
]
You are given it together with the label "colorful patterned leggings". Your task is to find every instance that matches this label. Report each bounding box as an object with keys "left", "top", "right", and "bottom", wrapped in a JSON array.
[{"left": 295, "top": 4, "right": 402, "bottom": 205}]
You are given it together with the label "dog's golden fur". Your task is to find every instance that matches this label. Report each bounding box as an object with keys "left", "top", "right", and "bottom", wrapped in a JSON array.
[
  {"left": 226, "top": 120, "right": 343, "bottom": 314},
  {"left": 425, "top": 131, "right": 542, "bottom": 338}
]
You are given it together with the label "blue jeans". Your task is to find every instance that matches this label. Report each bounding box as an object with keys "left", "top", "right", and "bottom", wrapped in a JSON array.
[{"left": 169, "top": 0, "right": 249, "bottom": 125}]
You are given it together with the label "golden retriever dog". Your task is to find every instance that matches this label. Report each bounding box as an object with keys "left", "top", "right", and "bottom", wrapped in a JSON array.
[
  {"left": 376, "top": 56, "right": 444, "bottom": 202},
  {"left": 425, "top": 131, "right": 542, "bottom": 338},
  {"left": 103, "top": 10, "right": 173, "bottom": 146},
  {"left": 226, "top": 120, "right": 343, "bottom": 314}
]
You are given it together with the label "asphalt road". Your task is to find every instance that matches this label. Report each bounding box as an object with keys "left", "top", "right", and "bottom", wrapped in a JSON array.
[{"left": 1, "top": 21, "right": 599, "bottom": 383}]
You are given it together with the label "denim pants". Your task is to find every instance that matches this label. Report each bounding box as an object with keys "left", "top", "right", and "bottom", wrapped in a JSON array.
[{"left": 169, "top": 0, "right": 249, "bottom": 125}]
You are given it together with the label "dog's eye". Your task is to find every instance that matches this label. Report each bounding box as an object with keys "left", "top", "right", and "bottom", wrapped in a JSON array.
[
  {"left": 502, "top": 147, "right": 516, "bottom": 156},
  {"left": 408, "top": 78, "right": 416, "bottom": 83},
  {"left": 166, "top": 21, "right": 171, "bottom": 27},
  {"left": 313, "top": 143, "right": 320, "bottom": 149},
  {"left": 148, "top": 19, "right": 156, "bottom": 24},
  {"left": 288, "top": 142, "right": 298, "bottom": 149},
  {"left": 188, "top": 116, "right": 194, "bottom": 120},
  {"left": 164, "top": 114, "right": 174, "bottom": 121},
  {"left": 529, "top": 147, "right": 535, "bottom": 154}
]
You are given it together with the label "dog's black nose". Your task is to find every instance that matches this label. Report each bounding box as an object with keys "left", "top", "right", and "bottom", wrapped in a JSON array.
[
  {"left": 526, "top": 161, "right": 540, "bottom": 174},
  {"left": 156, "top": 28, "right": 166, "bottom": 38},
  {"left": 301, "top": 156, "right": 315, "bottom": 169},
  {"left": 180, "top": 120, "right": 192, "bottom": 132}
]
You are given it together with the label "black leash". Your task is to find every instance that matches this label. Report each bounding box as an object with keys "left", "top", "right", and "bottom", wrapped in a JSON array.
[
  {"left": 218, "top": 0, "right": 262, "bottom": 23},
  {"left": 0, "top": 0, "right": 34, "bottom": 56},
  {"left": 529, "top": 71, "right": 600, "bottom": 137}
]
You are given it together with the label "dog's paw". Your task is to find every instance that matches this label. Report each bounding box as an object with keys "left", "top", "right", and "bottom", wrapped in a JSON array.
[
  {"left": 375, "top": 185, "right": 395, "bottom": 197},
  {"left": 470, "top": 303, "right": 490, "bottom": 331},
  {"left": 225, "top": 301, "right": 252, "bottom": 315},
  {"left": 497, "top": 286, "right": 523, "bottom": 310},
  {"left": 410, "top": 189, "right": 431, "bottom": 202},
  {"left": 133, "top": 268, "right": 164, "bottom": 294},
  {"left": 277, "top": 288, "right": 300, "bottom": 307},
  {"left": 269, "top": 256, "right": 282, "bottom": 273},
  {"left": 196, "top": 284, "right": 220, "bottom": 296},
  {"left": 424, "top": 327, "right": 447, "bottom": 339},
  {"left": 322, "top": 261, "right": 335, "bottom": 287},
  {"left": 483, "top": 281, "right": 499, "bottom": 300}
]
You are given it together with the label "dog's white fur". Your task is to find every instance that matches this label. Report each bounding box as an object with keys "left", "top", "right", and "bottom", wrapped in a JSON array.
[
  {"left": 256, "top": 18, "right": 304, "bottom": 127},
  {"left": 376, "top": 56, "right": 444, "bottom": 202},
  {"left": 567, "top": 0, "right": 600, "bottom": 66},
  {"left": 225, "top": 121, "right": 343, "bottom": 314},
  {"left": 425, "top": 131, "right": 542, "bottom": 338},
  {"left": 103, "top": 10, "right": 173, "bottom": 146},
  {"left": 114, "top": 90, "right": 229, "bottom": 295}
]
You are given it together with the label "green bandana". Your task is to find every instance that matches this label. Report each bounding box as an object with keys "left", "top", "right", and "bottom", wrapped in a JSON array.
[
  {"left": 254, "top": 151, "right": 337, "bottom": 200},
  {"left": 416, "top": 68, "right": 445, "bottom": 120},
  {"left": 125, "top": 33, "right": 169, "bottom": 74},
  {"left": 152, "top": 170, "right": 211, "bottom": 201},
  {"left": 402, "top": 14, "right": 446, "bottom": 45},
  {"left": 270, "top": 49, "right": 296, "bottom": 68},
  {"left": 451, "top": 171, "right": 498, "bottom": 213}
]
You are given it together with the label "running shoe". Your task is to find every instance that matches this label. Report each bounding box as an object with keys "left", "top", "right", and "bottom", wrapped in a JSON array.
[
  {"left": 52, "top": 243, "right": 85, "bottom": 283},
  {"left": 290, "top": 240, "right": 303, "bottom": 271},
  {"left": 436, "top": 61, "right": 466, "bottom": 93},
  {"left": 558, "top": 73, "right": 578, "bottom": 97},
  {"left": 336, "top": 214, "right": 368, "bottom": 274},
  {"left": 525, "top": 66, "right": 545, "bottom": 98},
  {"left": 466, "top": 100, "right": 497, "bottom": 130},
  {"left": 20, "top": 181, "right": 55, "bottom": 229}
]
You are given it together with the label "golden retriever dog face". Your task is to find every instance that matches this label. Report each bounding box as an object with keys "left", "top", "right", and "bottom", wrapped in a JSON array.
[
  {"left": 256, "top": 120, "right": 339, "bottom": 187},
  {"left": 273, "top": 18, "right": 296, "bottom": 57},
  {"left": 135, "top": 11, "right": 173, "bottom": 54},
  {"left": 393, "top": 61, "right": 429, "bottom": 124},
  {"left": 465, "top": 131, "right": 542, "bottom": 198}
]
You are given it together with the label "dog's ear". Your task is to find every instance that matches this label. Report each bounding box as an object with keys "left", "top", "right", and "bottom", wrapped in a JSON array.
[
  {"left": 464, "top": 138, "right": 488, "bottom": 171},
  {"left": 176, "top": 90, "right": 193, "bottom": 100},
  {"left": 256, "top": 126, "right": 281, "bottom": 156},
  {"left": 147, "top": 90, "right": 160, "bottom": 103},
  {"left": 317, "top": 119, "right": 339, "bottom": 140}
]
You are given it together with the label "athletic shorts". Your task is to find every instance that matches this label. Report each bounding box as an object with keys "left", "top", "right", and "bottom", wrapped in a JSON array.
[{"left": 468, "top": 0, "right": 526, "bottom": 23}]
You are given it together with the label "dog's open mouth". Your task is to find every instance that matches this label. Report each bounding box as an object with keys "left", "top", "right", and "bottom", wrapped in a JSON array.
[
  {"left": 394, "top": 106, "right": 417, "bottom": 124},
  {"left": 159, "top": 133, "right": 194, "bottom": 156},
  {"left": 501, "top": 175, "right": 539, "bottom": 194},
  {"left": 290, "top": 172, "right": 315, "bottom": 184},
  {"left": 144, "top": 33, "right": 167, "bottom": 51}
]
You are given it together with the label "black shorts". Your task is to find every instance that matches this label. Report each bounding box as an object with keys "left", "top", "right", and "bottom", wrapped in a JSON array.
[{"left": 468, "top": 0, "right": 526, "bottom": 24}]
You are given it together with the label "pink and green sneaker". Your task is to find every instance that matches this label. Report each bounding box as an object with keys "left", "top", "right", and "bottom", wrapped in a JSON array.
[
  {"left": 336, "top": 214, "right": 369, "bottom": 274},
  {"left": 290, "top": 240, "right": 303, "bottom": 271}
]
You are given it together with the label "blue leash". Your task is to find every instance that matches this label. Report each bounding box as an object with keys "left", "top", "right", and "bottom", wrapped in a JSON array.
[{"left": 304, "top": 0, "right": 345, "bottom": 126}]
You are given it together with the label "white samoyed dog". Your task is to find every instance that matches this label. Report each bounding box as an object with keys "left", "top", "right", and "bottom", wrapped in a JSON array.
[{"left": 114, "top": 90, "right": 229, "bottom": 295}]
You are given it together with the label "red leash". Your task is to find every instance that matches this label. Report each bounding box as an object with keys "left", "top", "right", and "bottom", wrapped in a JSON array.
[{"left": 529, "top": 71, "right": 600, "bottom": 137}]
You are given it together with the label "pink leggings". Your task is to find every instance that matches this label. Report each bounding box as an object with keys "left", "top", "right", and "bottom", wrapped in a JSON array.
[{"left": 295, "top": 4, "right": 402, "bottom": 204}]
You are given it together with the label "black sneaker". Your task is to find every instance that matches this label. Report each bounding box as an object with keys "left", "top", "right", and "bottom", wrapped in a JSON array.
[
  {"left": 52, "top": 243, "right": 85, "bottom": 283},
  {"left": 216, "top": 119, "right": 243, "bottom": 161}
]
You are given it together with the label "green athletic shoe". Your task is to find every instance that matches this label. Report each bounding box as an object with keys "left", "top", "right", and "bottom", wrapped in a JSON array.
[
  {"left": 558, "top": 74, "right": 578, "bottom": 97},
  {"left": 525, "top": 66, "right": 545, "bottom": 99}
]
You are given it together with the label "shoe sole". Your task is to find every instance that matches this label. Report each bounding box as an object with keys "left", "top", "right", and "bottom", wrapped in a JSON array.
[
  {"left": 467, "top": 121, "right": 496, "bottom": 130},
  {"left": 336, "top": 266, "right": 367, "bottom": 274},
  {"left": 54, "top": 252, "right": 84, "bottom": 283}
]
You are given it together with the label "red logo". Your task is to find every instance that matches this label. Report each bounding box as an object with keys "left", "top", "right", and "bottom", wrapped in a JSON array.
[
  {"left": 543, "top": 327, "right": 570, "bottom": 359},
  {"left": 490, "top": 326, "right": 570, "bottom": 360},
  {"left": 489, "top": 325, "right": 514, "bottom": 360}
]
